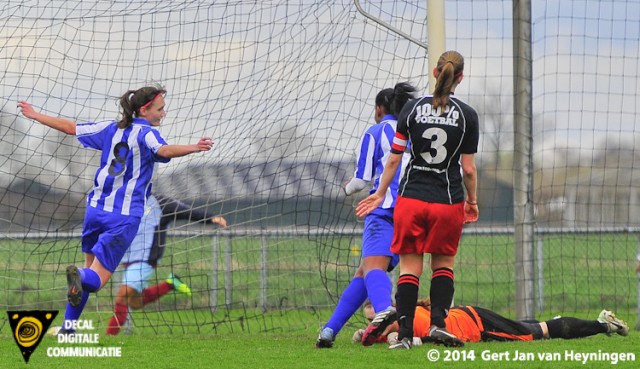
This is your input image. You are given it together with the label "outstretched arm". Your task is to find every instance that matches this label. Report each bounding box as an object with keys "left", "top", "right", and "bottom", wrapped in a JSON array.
[
  {"left": 158, "top": 196, "right": 227, "bottom": 228},
  {"left": 157, "top": 137, "right": 213, "bottom": 159},
  {"left": 18, "top": 101, "right": 76, "bottom": 135}
]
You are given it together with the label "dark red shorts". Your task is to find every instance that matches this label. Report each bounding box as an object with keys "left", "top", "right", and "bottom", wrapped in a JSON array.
[{"left": 390, "top": 196, "right": 464, "bottom": 256}]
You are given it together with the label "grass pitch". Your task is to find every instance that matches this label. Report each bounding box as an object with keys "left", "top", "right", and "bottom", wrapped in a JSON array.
[
  {"left": 0, "top": 328, "right": 638, "bottom": 369},
  {"left": 1, "top": 233, "right": 639, "bottom": 368}
]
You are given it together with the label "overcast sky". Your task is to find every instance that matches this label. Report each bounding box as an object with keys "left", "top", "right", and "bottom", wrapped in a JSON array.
[{"left": 0, "top": 0, "right": 638, "bottom": 187}]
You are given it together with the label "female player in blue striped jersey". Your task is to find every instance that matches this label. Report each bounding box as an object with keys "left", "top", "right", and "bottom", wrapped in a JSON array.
[
  {"left": 316, "top": 82, "right": 417, "bottom": 348},
  {"left": 18, "top": 86, "right": 213, "bottom": 333},
  {"left": 357, "top": 50, "right": 480, "bottom": 349}
]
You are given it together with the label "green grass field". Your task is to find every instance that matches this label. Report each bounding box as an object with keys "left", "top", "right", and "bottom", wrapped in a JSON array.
[
  {"left": 1, "top": 233, "right": 639, "bottom": 367},
  {"left": 0, "top": 321, "right": 638, "bottom": 368}
]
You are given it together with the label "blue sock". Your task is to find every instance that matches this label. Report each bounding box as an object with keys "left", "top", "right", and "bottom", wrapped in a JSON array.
[
  {"left": 324, "top": 277, "right": 367, "bottom": 336},
  {"left": 364, "top": 269, "right": 393, "bottom": 313},
  {"left": 62, "top": 291, "right": 90, "bottom": 332},
  {"left": 79, "top": 268, "right": 101, "bottom": 292}
]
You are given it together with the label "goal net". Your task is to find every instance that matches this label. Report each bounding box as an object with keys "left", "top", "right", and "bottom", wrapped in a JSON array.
[{"left": 1, "top": 0, "right": 638, "bottom": 335}]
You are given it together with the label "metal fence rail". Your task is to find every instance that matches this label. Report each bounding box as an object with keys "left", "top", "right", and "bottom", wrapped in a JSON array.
[{"left": 2, "top": 226, "right": 639, "bottom": 326}]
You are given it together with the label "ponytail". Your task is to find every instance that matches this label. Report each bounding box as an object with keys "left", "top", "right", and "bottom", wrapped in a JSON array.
[
  {"left": 117, "top": 86, "right": 167, "bottom": 129},
  {"left": 375, "top": 82, "right": 417, "bottom": 117},
  {"left": 390, "top": 82, "right": 417, "bottom": 116},
  {"left": 118, "top": 90, "right": 137, "bottom": 129},
  {"left": 432, "top": 51, "right": 464, "bottom": 109}
]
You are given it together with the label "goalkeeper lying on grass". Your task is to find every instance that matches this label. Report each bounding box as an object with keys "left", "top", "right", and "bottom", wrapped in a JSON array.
[{"left": 355, "top": 298, "right": 629, "bottom": 348}]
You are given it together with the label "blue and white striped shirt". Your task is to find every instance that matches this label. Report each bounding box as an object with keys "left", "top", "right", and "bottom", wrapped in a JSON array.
[
  {"left": 76, "top": 118, "right": 169, "bottom": 217},
  {"left": 352, "top": 114, "right": 410, "bottom": 209}
]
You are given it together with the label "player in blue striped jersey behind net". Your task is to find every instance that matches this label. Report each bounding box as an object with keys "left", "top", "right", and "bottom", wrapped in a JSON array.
[
  {"left": 18, "top": 86, "right": 213, "bottom": 334},
  {"left": 316, "top": 82, "right": 417, "bottom": 348},
  {"left": 106, "top": 194, "right": 227, "bottom": 335}
]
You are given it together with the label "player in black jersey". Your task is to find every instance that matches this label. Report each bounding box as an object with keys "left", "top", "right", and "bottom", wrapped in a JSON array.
[
  {"left": 106, "top": 194, "right": 227, "bottom": 335},
  {"left": 357, "top": 50, "right": 479, "bottom": 349}
]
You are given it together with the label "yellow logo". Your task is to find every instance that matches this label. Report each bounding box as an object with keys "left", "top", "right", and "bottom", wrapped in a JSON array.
[{"left": 7, "top": 310, "right": 58, "bottom": 363}]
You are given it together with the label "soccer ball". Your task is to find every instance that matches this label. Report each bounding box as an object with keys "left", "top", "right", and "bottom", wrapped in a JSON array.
[{"left": 47, "top": 326, "right": 61, "bottom": 336}]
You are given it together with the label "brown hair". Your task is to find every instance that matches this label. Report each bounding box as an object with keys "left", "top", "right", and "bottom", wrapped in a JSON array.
[
  {"left": 117, "top": 86, "right": 167, "bottom": 129},
  {"left": 432, "top": 50, "right": 464, "bottom": 109}
]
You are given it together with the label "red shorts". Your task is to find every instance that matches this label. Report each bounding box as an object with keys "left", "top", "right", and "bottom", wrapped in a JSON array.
[{"left": 390, "top": 196, "right": 464, "bottom": 256}]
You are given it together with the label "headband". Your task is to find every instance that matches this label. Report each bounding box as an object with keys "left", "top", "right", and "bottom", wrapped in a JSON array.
[{"left": 141, "top": 93, "right": 163, "bottom": 109}]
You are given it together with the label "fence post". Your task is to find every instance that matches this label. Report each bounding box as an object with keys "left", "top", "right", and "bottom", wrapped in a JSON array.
[
  {"left": 210, "top": 233, "right": 219, "bottom": 313},
  {"left": 536, "top": 237, "right": 544, "bottom": 313},
  {"left": 636, "top": 233, "right": 640, "bottom": 331},
  {"left": 260, "top": 235, "right": 268, "bottom": 312},
  {"left": 225, "top": 236, "right": 233, "bottom": 306}
]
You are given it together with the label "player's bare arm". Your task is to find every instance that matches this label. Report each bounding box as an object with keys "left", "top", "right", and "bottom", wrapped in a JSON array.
[
  {"left": 18, "top": 100, "right": 77, "bottom": 135},
  {"left": 461, "top": 153, "right": 478, "bottom": 224},
  {"left": 157, "top": 137, "right": 213, "bottom": 158}
]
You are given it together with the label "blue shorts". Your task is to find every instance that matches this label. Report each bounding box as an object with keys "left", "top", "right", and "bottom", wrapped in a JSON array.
[
  {"left": 81, "top": 206, "right": 142, "bottom": 273},
  {"left": 362, "top": 208, "right": 399, "bottom": 271},
  {"left": 121, "top": 262, "right": 155, "bottom": 293}
]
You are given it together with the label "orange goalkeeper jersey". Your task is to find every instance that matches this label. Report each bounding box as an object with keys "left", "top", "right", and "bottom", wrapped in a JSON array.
[
  {"left": 413, "top": 306, "right": 482, "bottom": 342},
  {"left": 412, "top": 305, "right": 537, "bottom": 342}
]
